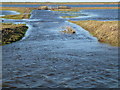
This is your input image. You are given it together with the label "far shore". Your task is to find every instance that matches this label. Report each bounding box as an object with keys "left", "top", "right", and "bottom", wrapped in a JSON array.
[
  {"left": 1, "top": 6, "right": 119, "bottom": 13},
  {"left": 1, "top": 2, "right": 119, "bottom": 5},
  {"left": 52, "top": 7, "right": 119, "bottom": 11}
]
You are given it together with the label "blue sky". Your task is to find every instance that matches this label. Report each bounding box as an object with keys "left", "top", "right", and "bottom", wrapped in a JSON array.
[{"left": 1, "top": 0, "right": 119, "bottom": 2}]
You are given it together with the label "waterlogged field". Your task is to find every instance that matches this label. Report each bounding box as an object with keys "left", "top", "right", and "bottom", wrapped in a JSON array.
[
  {"left": 1, "top": 3, "right": 119, "bottom": 88},
  {"left": 0, "top": 7, "right": 32, "bottom": 19},
  {"left": 55, "top": 9, "right": 119, "bottom": 21}
]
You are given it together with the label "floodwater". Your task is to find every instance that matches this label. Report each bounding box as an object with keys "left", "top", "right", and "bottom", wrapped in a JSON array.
[
  {"left": 57, "top": 9, "right": 119, "bottom": 21},
  {"left": 2, "top": 10, "right": 119, "bottom": 88},
  {"left": 0, "top": 10, "right": 20, "bottom": 16}
]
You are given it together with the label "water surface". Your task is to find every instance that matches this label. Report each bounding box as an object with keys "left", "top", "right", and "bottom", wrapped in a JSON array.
[
  {"left": 2, "top": 10, "right": 118, "bottom": 88},
  {"left": 0, "top": 10, "right": 20, "bottom": 16}
]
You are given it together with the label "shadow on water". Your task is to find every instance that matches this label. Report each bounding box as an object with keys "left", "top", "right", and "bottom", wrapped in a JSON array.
[{"left": 2, "top": 10, "right": 118, "bottom": 88}]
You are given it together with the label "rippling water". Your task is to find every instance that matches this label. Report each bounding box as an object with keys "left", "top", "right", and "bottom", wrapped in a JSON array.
[{"left": 2, "top": 10, "right": 119, "bottom": 88}]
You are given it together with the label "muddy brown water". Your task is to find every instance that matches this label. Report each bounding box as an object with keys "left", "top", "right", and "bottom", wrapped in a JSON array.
[{"left": 2, "top": 10, "right": 119, "bottom": 88}]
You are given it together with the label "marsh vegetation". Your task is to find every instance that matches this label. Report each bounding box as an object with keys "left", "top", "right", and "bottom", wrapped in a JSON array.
[
  {"left": 1, "top": 23, "right": 28, "bottom": 45},
  {"left": 70, "top": 20, "right": 119, "bottom": 46},
  {"left": 1, "top": 7, "right": 33, "bottom": 19}
]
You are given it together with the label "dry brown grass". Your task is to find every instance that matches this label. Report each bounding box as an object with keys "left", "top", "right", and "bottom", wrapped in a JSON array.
[
  {"left": 1, "top": 23, "right": 26, "bottom": 29},
  {"left": 1, "top": 7, "right": 31, "bottom": 13},
  {"left": 70, "top": 20, "right": 119, "bottom": 46},
  {"left": 52, "top": 7, "right": 119, "bottom": 11}
]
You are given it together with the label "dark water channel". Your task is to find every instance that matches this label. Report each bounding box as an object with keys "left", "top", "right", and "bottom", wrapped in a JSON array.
[{"left": 2, "top": 10, "right": 119, "bottom": 88}]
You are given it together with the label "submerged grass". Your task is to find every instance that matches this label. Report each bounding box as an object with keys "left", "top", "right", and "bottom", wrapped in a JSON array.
[
  {"left": 0, "top": 23, "right": 28, "bottom": 45},
  {"left": 1, "top": 14, "right": 31, "bottom": 19},
  {"left": 62, "top": 16, "right": 79, "bottom": 18},
  {"left": 70, "top": 20, "right": 119, "bottom": 47}
]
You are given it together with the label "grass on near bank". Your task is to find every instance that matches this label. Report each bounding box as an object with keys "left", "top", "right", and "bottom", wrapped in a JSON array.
[
  {"left": 70, "top": 20, "right": 119, "bottom": 46},
  {"left": 0, "top": 7, "right": 31, "bottom": 45},
  {"left": 0, "top": 23, "right": 28, "bottom": 45}
]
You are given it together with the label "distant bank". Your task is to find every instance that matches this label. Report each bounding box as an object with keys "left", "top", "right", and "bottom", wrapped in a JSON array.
[{"left": 1, "top": 2, "right": 119, "bottom": 5}]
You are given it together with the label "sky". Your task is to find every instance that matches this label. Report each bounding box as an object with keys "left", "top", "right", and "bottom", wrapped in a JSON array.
[{"left": 1, "top": 0, "right": 119, "bottom": 2}]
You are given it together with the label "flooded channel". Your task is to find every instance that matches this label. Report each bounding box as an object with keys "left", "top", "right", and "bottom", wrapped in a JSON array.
[{"left": 2, "top": 10, "right": 119, "bottom": 88}]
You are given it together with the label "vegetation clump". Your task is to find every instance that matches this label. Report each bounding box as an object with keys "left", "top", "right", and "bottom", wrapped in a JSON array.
[
  {"left": 60, "top": 26, "right": 76, "bottom": 34},
  {"left": 58, "top": 6, "right": 71, "bottom": 9},
  {"left": 38, "top": 6, "right": 48, "bottom": 10},
  {"left": 0, "top": 23, "right": 28, "bottom": 45}
]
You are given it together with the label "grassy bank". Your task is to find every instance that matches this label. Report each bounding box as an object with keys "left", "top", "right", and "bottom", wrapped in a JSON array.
[
  {"left": 0, "top": 7, "right": 31, "bottom": 45},
  {"left": 70, "top": 20, "right": 119, "bottom": 46},
  {"left": 1, "top": 2, "right": 119, "bottom": 5},
  {"left": 0, "top": 23, "right": 28, "bottom": 45},
  {"left": 52, "top": 7, "right": 119, "bottom": 11},
  {"left": 0, "top": 7, "right": 33, "bottom": 19}
]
